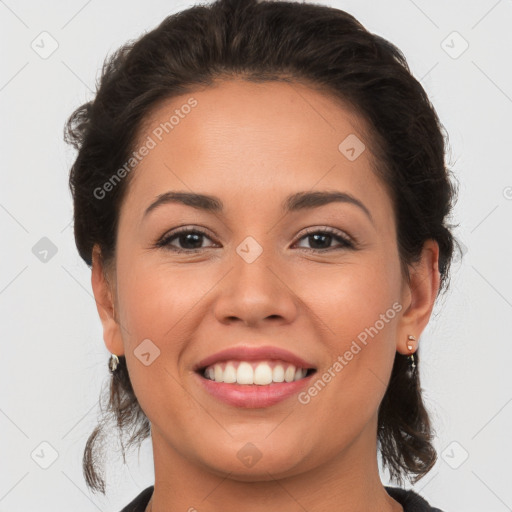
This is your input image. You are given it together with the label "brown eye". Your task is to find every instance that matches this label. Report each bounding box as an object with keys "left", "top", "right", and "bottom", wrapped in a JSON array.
[
  {"left": 156, "top": 227, "right": 216, "bottom": 253},
  {"left": 294, "top": 228, "right": 354, "bottom": 252}
]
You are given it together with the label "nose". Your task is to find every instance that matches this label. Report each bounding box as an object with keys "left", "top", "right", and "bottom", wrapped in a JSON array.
[{"left": 212, "top": 246, "right": 299, "bottom": 328}]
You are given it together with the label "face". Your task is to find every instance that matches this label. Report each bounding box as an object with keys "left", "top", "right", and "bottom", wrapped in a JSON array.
[{"left": 93, "top": 79, "right": 437, "bottom": 481}]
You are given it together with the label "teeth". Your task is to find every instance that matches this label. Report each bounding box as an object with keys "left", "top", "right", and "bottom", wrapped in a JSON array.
[
  {"left": 223, "top": 362, "right": 237, "bottom": 383},
  {"left": 272, "top": 364, "right": 285, "bottom": 383},
  {"left": 203, "top": 360, "right": 309, "bottom": 385},
  {"left": 284, "top": 365, "right": 296, "bottom": 382},
  {"left": 254, "top": 362, "right": 273, "bottom": 385},
  {"left": 237, "top": 362, "right": 254, "bottom": 384}
]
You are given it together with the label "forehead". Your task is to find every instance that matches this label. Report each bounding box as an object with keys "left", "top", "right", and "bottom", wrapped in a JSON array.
[{"left": 121, "top": 79, "right": 390, "bottom": 222}]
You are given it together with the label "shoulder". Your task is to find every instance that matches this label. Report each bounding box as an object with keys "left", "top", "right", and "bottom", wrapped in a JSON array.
[
  {"left": 119, "top": 484, "right": 445, "bottom": 512},
  {"left": 119, "top": 485, "right": 154, "bottom": 512},
  {"left": 385, "top": 485, "right": 446, "bottom": 512}
]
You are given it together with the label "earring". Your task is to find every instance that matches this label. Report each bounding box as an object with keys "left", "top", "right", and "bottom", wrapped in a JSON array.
[
  {"left": 109, "top": 353, "right": 120, "bottom": 373},
  {"left": 406, "top": 335, "right": 417, "bottom": 375}
]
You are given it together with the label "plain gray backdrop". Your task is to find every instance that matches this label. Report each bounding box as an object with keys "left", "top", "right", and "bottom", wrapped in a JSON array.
[{"left": 1, "top": 0, "right": 511, "bottom": 511}]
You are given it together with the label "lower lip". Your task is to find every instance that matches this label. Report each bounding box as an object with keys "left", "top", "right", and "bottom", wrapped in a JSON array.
[{"left": 194, "top": 371, "right": 316, "bottom": 408}]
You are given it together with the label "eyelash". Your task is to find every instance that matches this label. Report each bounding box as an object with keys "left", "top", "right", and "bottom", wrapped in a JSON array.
[{"left": 154, "top": 226, "right": 355, "bottom": 253}]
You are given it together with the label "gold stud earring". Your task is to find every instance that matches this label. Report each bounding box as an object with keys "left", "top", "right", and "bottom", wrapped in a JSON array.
[
  {"left": 109, "top": 353, "right": 120, "bottom": 373},
  {"left": 406, "top": 335, "right": 417, "bottom": 374}
]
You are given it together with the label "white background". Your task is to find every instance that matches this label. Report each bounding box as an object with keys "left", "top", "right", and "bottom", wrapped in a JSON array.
[{"left": 1, "top": 0, "right": 511, "bottom": 511}]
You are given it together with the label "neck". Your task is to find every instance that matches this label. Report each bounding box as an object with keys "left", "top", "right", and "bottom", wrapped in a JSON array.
[{"left": 146, "top": 415, "right": 403, "bottom": 512}]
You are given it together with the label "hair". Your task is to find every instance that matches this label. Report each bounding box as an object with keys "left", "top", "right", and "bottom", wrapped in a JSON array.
[{"left": 64, "top": 0, "right": 460, "bottom": 495}]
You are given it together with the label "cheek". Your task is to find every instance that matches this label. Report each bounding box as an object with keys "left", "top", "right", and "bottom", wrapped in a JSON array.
[
  {"left": 291, "top": 261, "right": 402, "bottom": 458},
  {"left": 115, "top": 258, "right": 210, "bottom": 425},
  {"left": 304, "top": 254, "right": 401, "bottom": 394},
  {"left": 115, "top": 257, "right": 213, "bottom": 348},
  {"left": 302, "top": 256, "right": 401, "bottom": 337}
]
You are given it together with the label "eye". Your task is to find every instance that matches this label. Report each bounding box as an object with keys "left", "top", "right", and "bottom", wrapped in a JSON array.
[
  {"left": 154, "top": 226, "right": 355, "bottom": 253},
  {"left": 293, "top": 227, "right": 354, "bottom": 252},
  {"left": 155, "top": 227, "right": 217, "bottom": 253}
]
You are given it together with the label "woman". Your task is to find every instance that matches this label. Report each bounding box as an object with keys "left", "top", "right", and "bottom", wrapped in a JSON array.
[{"left": 64, "top": 0, "right": 457, "bottom": 510}]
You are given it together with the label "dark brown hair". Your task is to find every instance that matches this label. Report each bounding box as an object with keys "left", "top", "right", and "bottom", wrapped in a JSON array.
[{"left": 64, "top": 0, "right": 459, "bottom": 495}]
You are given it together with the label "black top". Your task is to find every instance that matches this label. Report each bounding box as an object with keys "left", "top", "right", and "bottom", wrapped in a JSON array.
[{"left": 119, "top": 485, "right": 445, "bottom": 511}]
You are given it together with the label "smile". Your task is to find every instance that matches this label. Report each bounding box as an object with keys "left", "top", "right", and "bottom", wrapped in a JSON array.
[
  {"left": 195, "top": 362, "right": 317, "bottom": 408},
  {"left": 199, "top": 359, "right": 316, "bottom": 385}
]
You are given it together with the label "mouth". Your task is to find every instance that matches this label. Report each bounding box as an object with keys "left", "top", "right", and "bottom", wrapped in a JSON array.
[
  {"left": 194, "top": 361, "right": 318, "bottom": 409},
  {"left": 192, "top": 345, "right": 318, "bottom": 407},
  {"left": 196, "top": 359, "right": 317, "bottom": 385}
]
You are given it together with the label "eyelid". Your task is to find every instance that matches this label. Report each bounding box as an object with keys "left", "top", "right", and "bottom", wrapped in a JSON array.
[
  {"left": 154, "top": 225, "right": 357, "bottom": 254},
  {"left": 155, "top": 225, "right": 217, "bottom": 250},
  {"left": 295, "top": 225, "right": 354, "bottom": 244}
]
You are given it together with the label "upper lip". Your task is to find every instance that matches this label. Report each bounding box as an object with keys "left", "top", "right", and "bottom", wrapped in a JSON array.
[{"left": 193, "top": 345, "right": 317, "bottom": 371}]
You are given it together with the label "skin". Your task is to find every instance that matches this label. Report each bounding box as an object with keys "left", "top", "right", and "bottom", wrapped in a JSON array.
[{"left": 91, "top": 79, "right": 440, "bottom": 512}]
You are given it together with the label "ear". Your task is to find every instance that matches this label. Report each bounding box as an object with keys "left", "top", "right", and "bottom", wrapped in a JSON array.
[
  {"left": 396, "top": 239, "right": 441, "bottom": 354},
  {"left": 91, "top": 244, "right": 125, "bottom": 356}
]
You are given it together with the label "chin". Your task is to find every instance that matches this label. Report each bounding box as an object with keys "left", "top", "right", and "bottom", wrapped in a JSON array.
[{"left": 197, "top": 440, "right": 315, "bottom": 481}]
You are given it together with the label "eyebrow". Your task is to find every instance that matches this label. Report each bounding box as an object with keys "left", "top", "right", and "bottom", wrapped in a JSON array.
[{"left": 143, "top": 190, "right": 373, "bottom": 224}]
